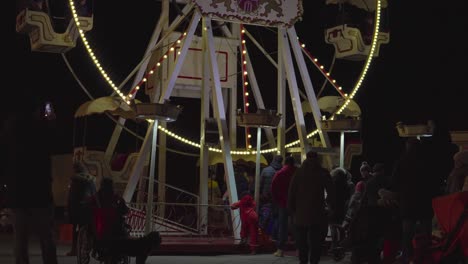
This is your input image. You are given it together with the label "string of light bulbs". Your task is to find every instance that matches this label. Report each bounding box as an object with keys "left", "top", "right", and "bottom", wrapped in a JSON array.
[{"left": 240, "top": 25, "right": 252, "bottom": 149}]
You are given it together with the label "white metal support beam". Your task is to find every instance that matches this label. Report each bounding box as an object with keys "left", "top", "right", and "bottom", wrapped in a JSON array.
[
  {"left": 145, "top": 120, "right": 158, "bottom": 234},
  {"left": 123, "top": 11, "right": 201, "bottom": 202},
  {"left": 277, "top": 28, "right": 286, "bottom": 157},
  {"left": 157, "top": 0, "right": 170, "bottom": 220},
  {"left": 244, "top": 44, "right": 276, "bottom": 148},
  {"left": 287, "top": 27, "right": 331, "bottom": 149},
  {"left": 279, "top": 28, "right": 309, "bottom": 160},
  {"left": 198, "top": 21, "right": 210, "bottom": 235},
  {"left": 229, "top": 23, "right": 276, "bottom": 149},
  {"left": 105, "top": 3, "right": 193, "bottom": 163},
  {"left": 217, "top": 22, "right": 238, "bottom": 148},
  {"left": 204, "top": 18, "right": 241, "bottom": 241}
]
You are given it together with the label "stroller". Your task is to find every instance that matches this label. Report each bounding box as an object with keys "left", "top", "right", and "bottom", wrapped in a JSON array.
[{"left": 412, "top": 191, "right": 468, "bottom": 264}]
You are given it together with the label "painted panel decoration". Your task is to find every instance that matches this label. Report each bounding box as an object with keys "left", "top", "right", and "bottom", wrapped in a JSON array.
[{"left": 191, "top": 0, "right": 303, "bottom": 28}]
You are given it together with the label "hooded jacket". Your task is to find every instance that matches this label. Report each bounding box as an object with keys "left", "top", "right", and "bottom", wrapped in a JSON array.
[{"left": 259, "top": 156, "right": 283, "bottom": 198}]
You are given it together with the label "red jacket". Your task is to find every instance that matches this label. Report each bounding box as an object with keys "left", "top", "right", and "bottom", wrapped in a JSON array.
[
  {"left": 271, "top": 165, "right": 296, "bottom": 208},
  {"left": 231, "top": 194, "right": 258, "bottom": 223}
]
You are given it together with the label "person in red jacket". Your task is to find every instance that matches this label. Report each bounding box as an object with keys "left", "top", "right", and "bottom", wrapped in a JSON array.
[
  {"left": 231, "top": 192, "right": 259, "bottom": 254},
  {"left": 271, "top": 155, "right": 296, "bottom": 257}
]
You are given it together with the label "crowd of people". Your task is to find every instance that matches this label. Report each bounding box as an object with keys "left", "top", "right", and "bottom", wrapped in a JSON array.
[
  {"left": 1, "top": 98, "right": 466, "bottom": 264},
  {"left": 223, "top": 121, "right": 467, "bottom": 264}
]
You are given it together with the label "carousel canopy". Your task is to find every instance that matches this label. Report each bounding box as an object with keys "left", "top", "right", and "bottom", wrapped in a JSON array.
[
  {"left": 196, "top": 152, "right": 268, "bottom": 167},
  {"left": 302, "top": 96, "right": 361, "bottom": 117},
  {"left": 74, "top": 96, "right": 138, "bottom": 119}
]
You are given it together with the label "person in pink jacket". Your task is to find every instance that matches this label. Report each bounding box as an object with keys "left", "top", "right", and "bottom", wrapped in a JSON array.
[{"left": 231, "top": 192, "right": 259, "bottom": 254}]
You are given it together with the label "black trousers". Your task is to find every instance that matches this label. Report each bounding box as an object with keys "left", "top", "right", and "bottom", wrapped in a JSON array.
[
  {"left": 295, "top": 223, "right": 328, "bottom": 264},
  {"left": 12, "top": 207, "right": 58, "bottom": 264}
]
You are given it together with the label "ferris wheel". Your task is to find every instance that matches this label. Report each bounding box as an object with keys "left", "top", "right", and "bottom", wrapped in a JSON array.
[{"left": 16, "top": 0, "right": 389, "bottom": 240}]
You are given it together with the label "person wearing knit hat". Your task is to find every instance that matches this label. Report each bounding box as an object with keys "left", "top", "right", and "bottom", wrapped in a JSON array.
[{"left": 360, "top": 161, "right": 371, "bottom": 174}]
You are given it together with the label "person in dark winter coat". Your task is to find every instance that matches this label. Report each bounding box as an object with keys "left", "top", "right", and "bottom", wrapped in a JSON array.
[
  {"left": 391, "top": 137, "right": 437, "bottom": 263},
  {"left": 330, "top": 167, "right": 352, "bottom": 225},
  {"left": 258, "top": 155, "right": 283, "bottom": 239},
  {"left": 1, "top": 103, "right": 58, "bottom": 264},
  {"left": 259, "top": 155, "right": 283, "bottom": 200},
  {"left": 329, "top": 167, "right": 353, "bottom": 256},
  {"left": 65, "top": 162, "right": 96, "bottom": 256},
  {"left": 342, "top": 161, "right": 379, "bottom": 264},
  {"left": 288, "top": 151, "right": 335, "bottom": 264},
  {"left": 342, "top": 161, "right": 372, "bottom": 229},
  {"left": 271, "top": 156, "right": 296, "bottom": 257}
]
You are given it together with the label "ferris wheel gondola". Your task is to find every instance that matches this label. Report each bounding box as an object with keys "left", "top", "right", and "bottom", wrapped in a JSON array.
[
  {"left": 324, "top": 0, "right": 389, "bottom": 60},
  {"left": 16, "top": 0, "right": 94, "bottom": 53}
]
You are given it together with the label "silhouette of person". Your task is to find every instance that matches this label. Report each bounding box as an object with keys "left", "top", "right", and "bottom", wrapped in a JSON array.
[
  {"left": 1, "top": 100, "right": 58, "bottom": 264},
  {"left": 288, "top": 151, "right": 335, "bottom": 264}
]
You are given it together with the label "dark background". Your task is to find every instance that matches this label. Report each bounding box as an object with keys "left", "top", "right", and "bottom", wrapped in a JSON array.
[{"left": 9, "top": 0, "right": 468, "bottom": 191}]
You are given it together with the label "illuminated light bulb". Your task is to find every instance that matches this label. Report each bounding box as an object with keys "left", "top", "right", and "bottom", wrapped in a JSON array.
[
  {"left": 177, "top": 51, "right": 181, "bottom": 55},
  {"left": 170, "top": 47, "right": 174, "bottom": 51},
  {"left": 163, "top": 55, "right": 167, "bottom": 59},
  {"left": 243, "top": 61, "right": 247, "bottom": 64},
  {"left": 332, "top": 80, "right": 336, "bottom": 83},
  {"left": 245, "top": 92, "right": 249, "bottom": 96},
  {"left": 157, "top": 62, "right": 161, "bottom": 67},
  {"left": 248, "top": 145, "right": 252, "bottom": 149},
  {"left": 76, "top": 22, "right": 80, "bottom": 26},
  {"left": 126, "top": 101, "right": 131, "bottom": 104},
  {"left": 177, "top": 40, "right": 181, "bottom": 43},
  {"left": 320, "top": 65, "right": 324, "bottom": 69},
  {"left": 244, "top": 82, "right": 248, "bottom": 86},
  {"left": 183, "top": 32, "right": 187, "bottom": 35},
  {"left": 338, "top": 87, "right": 343, "bottom": 90},
  {"left": 128, "top": 94, "right": 133, "bottom": 98},
  {"left": 136, "top": 86, "right": 140, "bottom": 90},
  {"left": 142, "top": 78, "right": 147, "bottom": 82},
  {"left": 241, "top": 29, "right": 245, "bottom": 33},
  {"left": 314, "top": 58, "right": 318, "bottom": 62},
  {"left": 149, "top": 70, "right": 154, "bottom": 75},
  {"left": 326, "top": 73, "right": 330, "bottom": 76},
  {"left": 246, "top": 103, "right": 250, "bottom": 107},
  {"left": 244, "top": 71, "right": 248, "bottom": 75},
  {"left": 242, "top": 40, "right": 246, "bottom": 44},
  {"left": 248, "top": 134, "right": 252, "bottom": 138},
  {"left": 242, "top": 50, "right": 246, "bottom": 54}
]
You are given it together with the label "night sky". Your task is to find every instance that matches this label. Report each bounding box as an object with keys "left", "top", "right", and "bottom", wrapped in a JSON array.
[{"left": 10, "top": 0, "right": 468, "bottom": 186}]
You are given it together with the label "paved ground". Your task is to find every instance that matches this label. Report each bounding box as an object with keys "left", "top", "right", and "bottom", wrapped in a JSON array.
[{"left": 0, "top": 233, "right": 351, "bottom": 264}]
